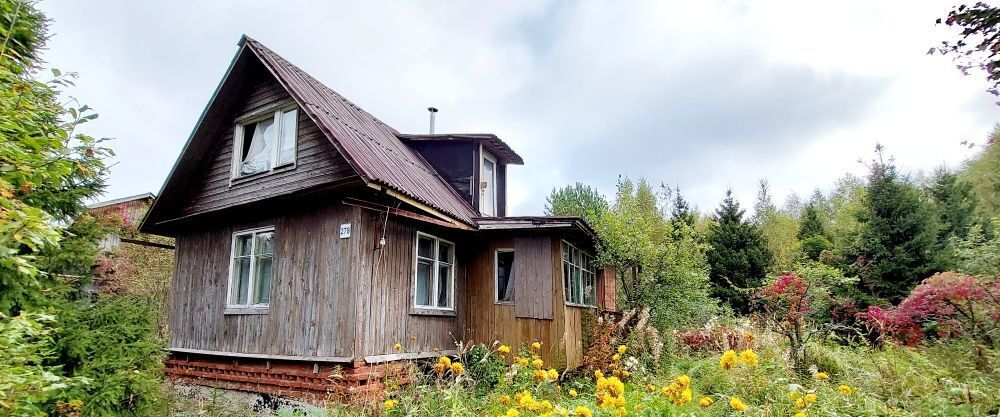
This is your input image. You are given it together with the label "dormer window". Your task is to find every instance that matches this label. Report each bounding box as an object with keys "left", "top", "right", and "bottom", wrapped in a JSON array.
[
  {"left": 480, "top": 150, "right": 497, "bottom": 216},
  {"left": 233, "top": 106, "right": 298, "bottom": 178}
]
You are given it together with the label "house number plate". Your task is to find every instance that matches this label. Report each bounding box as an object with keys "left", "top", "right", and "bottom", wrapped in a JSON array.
[{"left": 339, "top": 223, "right": 351, "bottom": 239}]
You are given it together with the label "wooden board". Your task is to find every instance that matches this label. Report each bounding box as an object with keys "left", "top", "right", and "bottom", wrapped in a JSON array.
[{"left": 514, "top": 236, "right": 553, "bottom": 320}]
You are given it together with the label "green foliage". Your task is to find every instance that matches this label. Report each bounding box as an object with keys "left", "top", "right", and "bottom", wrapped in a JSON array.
[
  {"left": 706, "top": 189, "right": 772, "bottom": 313},
  {"left": 464, "top": 345, "right": 507, "bottom": 396},
  {"left": 544, "top": 182, "right": 608, "bottom": 226},
  {"left": 798, "top": 204, "right": 826, "bottom": 240},
  {"left": 850, "top": 146, "right": 943, "bottom": 303},
  {"left": 595, "top": 177, "right": 717, "bottom": 328},
  {"left": 800, "top": 235, "right": 833, "bottom": 262},
  {"left": 0, "top": 0, "right": 111, "bottom": 316},
  {"left": 55, "top": 295, "right": 166, "bottom": 416},
  {"left": 953, "top": 217, "right": 1000, "bottom": 278},
  {"left": 0, "top": 312, "right": 87, "bottom": 416},
  {"left": 926, "top": 167, "right": 978, "bottom": 241},
  {"left": 753, "top": 180, "right": 801, "bottom": 272},
  {"left": 960, "top": 127, "right": 1000, "bottom": 218}
]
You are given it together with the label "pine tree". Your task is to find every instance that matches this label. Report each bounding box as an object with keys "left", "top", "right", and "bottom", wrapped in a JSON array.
[
  {"left": 544, "top": 182, "right": 608, "bottom": 226},
  {"left": 852, "top": 146, "right": 942, "bottom": 303},
  {"left": 706, "top": 189, "right": 773, "bottom": 313},
  {"left": 670, "top": 185, "right": 696, "bottom": 229},
  {"left": 927, "top": 167, "right": 978, "bottom": 240},
  {"left": 798, "top": 204, "right": 826, "bottom": 239}
]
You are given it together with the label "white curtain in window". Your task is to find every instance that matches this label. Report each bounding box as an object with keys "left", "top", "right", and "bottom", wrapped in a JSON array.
[{"left": 241, "top": 118, "right": 275, "bottom": 175}]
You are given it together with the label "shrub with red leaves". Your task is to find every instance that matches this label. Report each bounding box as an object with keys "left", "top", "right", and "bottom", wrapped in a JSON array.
[{"left": 860, "top": 272, "right": 999, "bottom": 347}]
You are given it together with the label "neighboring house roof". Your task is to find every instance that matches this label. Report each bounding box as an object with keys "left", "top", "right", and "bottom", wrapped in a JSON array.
[
  {"left": 397, "top": 133, "right": 525, "bottom": 165},
  {"left": 87, "top": 193, "right": 155, "bottom": 210},
  {"left": 241, "top": 36, "right": 479, "bottom": 226}
]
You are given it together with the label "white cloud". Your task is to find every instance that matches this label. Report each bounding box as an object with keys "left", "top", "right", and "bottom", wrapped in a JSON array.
[{"left": 38, "top": 0, "right": 997, "bottom": 216}]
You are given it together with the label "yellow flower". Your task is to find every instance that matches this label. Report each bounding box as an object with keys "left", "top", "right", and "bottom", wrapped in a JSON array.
[
  {"left": 594, "top": 370, "right": 604, "bottom": 379},
  {"left": 568, "top": 389, "right": 578, "bottom": 398},
  {"left": 621, "top": 370, "right": 630, "bottom": 378},
  {"left": 438, "top": 356, "right": 452, "bottom": 367},
  {"left": 699, "top": 397, "right": 714, "bottom": 407},
  {"left": 450, "top": 362, "right": 464, "bottom": 375},
  {"left": 795, "top": 398, "right": 806, "bottom": 409},
  {"left": 532, "top": 358, "right": 545, "bottom": 369},
  {"left": 547, "top": 368, "right": 560, "bottom": 381},
  {"left": 516, "top": 357, "right": 529, "bottom": 367},
  {"left": 393, "top": 343, "right": 402, "bottom": 352},
  {"left": 743, "top": 332, "right": 755, "bottom": 345},
  {"left": 794, "top": 413, "right": 807, "bottom": 417},
  {"left": 533, "top": 369, "right": 548, "bottom": 381},
  {"left": 676, "top": 374, "right": 691, "bottom": 389},
  {"left": 617, "top": 345, "right": 628, "bottom": 354},
  {"left": 739, "top": 349, "right": 758, "bottom": 366},
  {"left": 573, "top": 406, "right": 593, "bottom": 417},
  {"left": 612, "top": 353, "right": 621, "bottom": 362},
  {"left": 838, "top": 385, "right": 853, "bottom": 394},
  {"left": 729, "top": 396, "right": 747, "bottom": 412},
  {"left": 804, "top": 393, "right": 817, "bottom": 404},
  {"left": 518, "top": 391, "right": 536, "bottom": 408},
  {"left": 789, "top": 391, "right": 800, "bottom": 399},
  {"left": 720, "top": 350, "right": 739, "bottom": 370},
  {"left": 531, "top": 341, "right": 542, "bottom": 350},
  {"left": 432, "top": 362, "right": 447, "bottom": 375},
  {"left": 500, "top": 395, "right": 512, "bottom": 406},
  {"left": 384, "top": 399, "right": 398, "bottom": 410},
  {"left": 814, "top": 371, "right": 829, "bottom": 380},
  {"left": 646, "top": 384, "right": 656, "bottom": 393},
  {"left": 503, "top": 408, "right": 521, "bottom": 417},
  {"left": 498, "top": 345, "right": 512, "bottom": 355}
]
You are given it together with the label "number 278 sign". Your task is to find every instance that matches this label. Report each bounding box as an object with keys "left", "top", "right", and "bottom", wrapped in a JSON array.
[{"left": 339, "top": 223, "right": 351, "bottom": 239}]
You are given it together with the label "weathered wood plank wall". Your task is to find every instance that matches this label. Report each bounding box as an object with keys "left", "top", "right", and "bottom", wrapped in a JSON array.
[
  {"left": 514, "top": 236, "right": 554, "bottom": 320},
  {"left": 169, "top": 203, "right": 361, "bottom": 358},
  {"left": 181, "top": 59, "right": 357, "bottom": 218}
]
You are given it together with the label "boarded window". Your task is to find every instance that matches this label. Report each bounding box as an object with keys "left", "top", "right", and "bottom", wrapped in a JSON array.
[
  {"left": 514, "top": 237, "right": 553, "bottom": 320},
  {"left": 496, "top": 249, "right": 515, "bottom": 303}
]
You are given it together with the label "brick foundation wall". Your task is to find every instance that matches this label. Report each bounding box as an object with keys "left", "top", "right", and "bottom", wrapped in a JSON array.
[{"left": 164, "top": 353, "right": 408, "bottom": 404}]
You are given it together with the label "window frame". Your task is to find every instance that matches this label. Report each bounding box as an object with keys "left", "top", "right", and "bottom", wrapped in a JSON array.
[
  {"left": 480, "top": 150, "right": 498, "bottom": 216},
  {"left": 231, "top": 104, "right": 299, "bottom": 180},
  {"left": 562, "top": 240, "right": 596, "bottom": 308},
  {"left": 494, "top": 248, "right": 515, "bottom": 305},
  {"left": 225, "top": 226, "right": 276, "bottom": 312},
  {"left": 412, "top": 231, "right": 456, "bottom": 311}
]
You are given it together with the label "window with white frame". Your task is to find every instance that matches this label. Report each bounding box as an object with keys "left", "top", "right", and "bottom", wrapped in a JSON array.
[
  {"left": 227, "top": 227, "right": 275, "bottom": 308},
  {"left": 233, "top": 106, "right": 298, "bottom": 178},
  {"left": 414, "top": 232, "right": 455, "bottom": 309},
  {"left": 495, "top": 249, "right": 515, "bottom": 303},
  {"left": 480, "top": 151, "right": 497, "bottom": 216},
  {"left": 562, "top": 241, "right": 595, "bottom": 306}
]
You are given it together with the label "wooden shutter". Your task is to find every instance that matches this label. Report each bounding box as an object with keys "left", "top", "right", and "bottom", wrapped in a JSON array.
[{"left": 514, "top": 236, "right": 553, "bottom": 320}]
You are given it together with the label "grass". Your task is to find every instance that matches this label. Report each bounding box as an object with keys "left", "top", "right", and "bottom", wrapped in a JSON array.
[{"left": 167, "top": 331, "right": 1000, "bottom": 417}]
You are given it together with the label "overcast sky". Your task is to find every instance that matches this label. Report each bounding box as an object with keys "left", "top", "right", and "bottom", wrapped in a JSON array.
[{"left": 39, "top": 0, "right": 997, "bottom": 216}]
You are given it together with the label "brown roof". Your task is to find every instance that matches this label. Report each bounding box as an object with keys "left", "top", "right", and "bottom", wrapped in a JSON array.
[
  {"left": 242, "top": 36, "right": 479, "bottom": 225},
  {"left": 397, "top": 133, "right": 524, "bottom": 165},
  {"left": 474, "top": 216, "right": 597, "bottom": 241}
]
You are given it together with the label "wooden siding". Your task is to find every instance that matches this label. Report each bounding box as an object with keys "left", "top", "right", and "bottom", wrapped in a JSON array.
[
  {"left": 169, "top": 202, "right": 361, "bottom": 358},
  {"left": 357, "top": 213, "right": 464, "bottom": 357},
  {"left": 514, "top": 236, "right": 554, "bottom": 320},
  {"left": 406, "top": 141, "right": 476, "bottom": 208},
  {"left": 463, "top": 234, "right": 585, "bottom": 368},
  {"left": 180, "top": 60, "right": 357, "bottom": 218}
]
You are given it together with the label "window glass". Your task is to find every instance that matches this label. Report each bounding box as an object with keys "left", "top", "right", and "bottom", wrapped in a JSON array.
[
  {"left": 417, "top": 236, "right": 434, "bottom": 258},
  {"left": 481, "top": 155, "right": 496, "bottom": 216},
  {"left": 562, "top": 241, "right": 596, "bottom": 306},
  {"left": 277, "top": 109, "right": 297, "bottom": 166},
  {"left": 415, "top": 260, "right": 432, "bottom": 306},
  {"left": 439, "top": 241, "right": 453, "bottom": 264},
  {"left": 496, "top": 250, "right": 515, "bottom": 303},
  {"left": 228, "top": 228, "right": 276, "bottom": 308},
  {"left": 437, "top": 264, "right": 452, "bottom": 307}
]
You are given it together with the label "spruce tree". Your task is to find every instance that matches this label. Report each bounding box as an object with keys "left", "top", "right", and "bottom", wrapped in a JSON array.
[
  {"left": 706, "top": 189, "right": 773, "bottom": 313},
  {"left": 798, "top": 204, "right": 826, "bottom": 240},
  {"left": 544, "top": 182, "right": 608, "bottom": 226},
  {"left": 852, "top": 146, "right": 942, "bottom": 303},
  {"left": 926, "top": 167, "right": 977, "bottom": 240},
  {"left": 670, "top": 185, "right": 696, "bottom": 229}
]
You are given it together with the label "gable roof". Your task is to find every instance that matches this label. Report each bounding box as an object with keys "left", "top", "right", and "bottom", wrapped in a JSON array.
[
  {"left": 141, "top": 36, "right": 480, "bottom": 232},
  {"left": 242, "top": 36, "right": 479, "bottom": 226}
]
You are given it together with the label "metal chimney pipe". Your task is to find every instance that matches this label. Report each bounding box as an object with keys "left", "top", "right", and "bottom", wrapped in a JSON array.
[{"left": 428, "top": 107, "right": 438, "bottom": 134}]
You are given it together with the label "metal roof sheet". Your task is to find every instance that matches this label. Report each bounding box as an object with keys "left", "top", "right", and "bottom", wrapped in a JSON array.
[{"left": 243, "top": 36, "right": 479, "bottom": 226}]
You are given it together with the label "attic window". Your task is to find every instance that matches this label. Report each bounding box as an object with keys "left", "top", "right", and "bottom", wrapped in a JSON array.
[{"left": 233, "top": 107, "right": 298, "bottom": 178}]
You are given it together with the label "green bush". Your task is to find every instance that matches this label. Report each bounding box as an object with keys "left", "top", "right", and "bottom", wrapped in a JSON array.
[
  {"left": 55, "top": 296, "right": 166, "bottom": 416},
  {"left": 463, "top": 345, "right": 507, "bottom": 395}
]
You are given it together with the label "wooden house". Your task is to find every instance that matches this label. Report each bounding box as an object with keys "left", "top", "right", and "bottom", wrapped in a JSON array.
[{"left": 141, "top": 36, "right": 616, "bottom": 401}]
